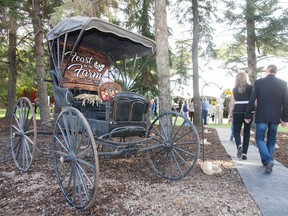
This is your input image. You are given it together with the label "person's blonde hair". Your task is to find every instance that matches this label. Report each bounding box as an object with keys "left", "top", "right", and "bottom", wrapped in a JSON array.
[{"left": 234, "top": 72, "right": 250, "bottom": 93}]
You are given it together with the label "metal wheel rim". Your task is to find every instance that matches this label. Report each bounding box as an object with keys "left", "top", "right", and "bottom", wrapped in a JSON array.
[
  {"left": 52, "top": 107, "right": 99, "bottom": 210},
  {"left": 147, "top": 111, "right": 200, "bottom": 180},
  {"left": 10, "top": 97, "right": 37, "bottom": 172}
]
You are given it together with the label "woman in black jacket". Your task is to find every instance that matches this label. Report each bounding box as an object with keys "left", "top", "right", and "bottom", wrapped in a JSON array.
[{"left": 229, "top": 72, "right": 254, "bottom": 160}]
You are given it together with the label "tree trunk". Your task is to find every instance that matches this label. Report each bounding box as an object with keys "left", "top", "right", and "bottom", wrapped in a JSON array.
[
  {"left": 246, "top": 0, "right": 257, "bottom": 85},
  {"left": 31, "top": 0, "right": 50, "bottom": 124},
  {"left": 5, "top": 27, "right": 17, "bottom": 120},
  {"left": 192, "top": 0, "right": 201, "bottom": 127},
  {"left": 155, "top": 0, "right": 171, "bottom": 114}
]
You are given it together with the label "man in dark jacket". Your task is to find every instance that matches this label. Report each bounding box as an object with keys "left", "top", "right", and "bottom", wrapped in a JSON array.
[{"left": 245, "top": 65, "right": 288, "bottom": 173}]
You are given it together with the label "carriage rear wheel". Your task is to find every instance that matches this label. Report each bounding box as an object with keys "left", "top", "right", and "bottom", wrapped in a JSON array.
[
  {"left": 10, "top": 97, "right": 37, "bottom": 172},
  {"left": 52, "top": 107, "right": 99, "bottom": 210},
  {"left": 147, "top": 111, "right": 200, "bottom": 180}
]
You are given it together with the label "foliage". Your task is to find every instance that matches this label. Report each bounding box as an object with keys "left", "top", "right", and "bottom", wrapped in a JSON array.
[
  {"left": 221, "top": 88, "right": 232, "bottom": 98},
  {"left": 219, "top": 0, "right": 288, "bottom": 74},
  {"left": 173, "top": 0, "right": 218, "bottom": 58},
  {"left": 0, "top": 42, "right": 9, "bottom": 107},
  {"left": 116, "top": 0, "right": 158, "bottom": 97},
  {"left": 170, "top": 39, "right": 193, "bottom": 92},
  {"left": 168, "top": 0, "right": 219, "bottom": 90},
  {"left": 122, "top": 0, "right": 155, "bottom": 39},
  {"left": 49, "top": 0, "right": 118, "bottom": 26}
]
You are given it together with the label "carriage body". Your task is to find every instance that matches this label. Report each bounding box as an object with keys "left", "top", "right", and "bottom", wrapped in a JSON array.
[
  {"left": 10, "top": 17, "right": 200, "bottom": 211},
  {"left": 47, "top": 17, "right": 155, "bottom": 137}
]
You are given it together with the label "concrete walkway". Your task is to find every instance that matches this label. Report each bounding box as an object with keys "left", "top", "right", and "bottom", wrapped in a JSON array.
[{"left": 216, "top": 128, "right": 288, "bottom": 216}]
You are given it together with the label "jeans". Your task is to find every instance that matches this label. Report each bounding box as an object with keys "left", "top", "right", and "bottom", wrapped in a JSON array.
[
  {"left": 255, "top": 123, "right": 278, "bottom": 165},
  {"left": 183, "top": 111, "right": 189, "bottom": 125},
  {"left": 202, "top": 109, "right": 208, "bottom": 125},
  {"left": 230, "top": 124, "right": 234, "bottom": 140},
  {"left": 151, "top": 108, "right": 155, "bottom": 119}
]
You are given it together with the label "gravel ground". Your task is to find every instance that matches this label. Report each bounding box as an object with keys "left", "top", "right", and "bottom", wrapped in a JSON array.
[{"left": 0, "top": 118, "right": 267, "bottom": 216}]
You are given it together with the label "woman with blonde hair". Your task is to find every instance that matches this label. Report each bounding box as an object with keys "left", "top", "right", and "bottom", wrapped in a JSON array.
[{"left": 229, "top": 72, "right": 254, "bottom": 160}]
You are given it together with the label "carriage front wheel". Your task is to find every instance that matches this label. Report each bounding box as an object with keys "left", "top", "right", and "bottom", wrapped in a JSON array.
[
  {"left": 10, "top": 97, "right": 37, "bottom": 172},
  {"left": 52, "top": 107, "right": 99, "bottom": 210},
  {"left": 147, "top": 111, "right": 200, "bottom": 180}
]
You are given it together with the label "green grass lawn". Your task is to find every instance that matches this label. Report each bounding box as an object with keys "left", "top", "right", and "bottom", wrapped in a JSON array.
[
  {"left": 0, "top": 109, "right": 43, "bottom": 120},
  {"left": 209, "top": 118, "right": 288, "bottom": 133},
  {"left": 0, "top": 109, "right": 6, "bottom": 118},
  {"left": 1, "top": 109, "right": 287, "bottom": 133}
]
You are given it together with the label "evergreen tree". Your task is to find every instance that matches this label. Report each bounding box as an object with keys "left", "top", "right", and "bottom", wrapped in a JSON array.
[
  {"left": 155, "top": 0, "right": 171, "bottom": 114},
  {"left": 0, "top": 0, "right": 25, "bottom": 119},
  {"left": 173, "top": 0, "right": 218, "bottom": 126},
  {"left": 221, "top": 0, "right": 288, "bottom": 83}
]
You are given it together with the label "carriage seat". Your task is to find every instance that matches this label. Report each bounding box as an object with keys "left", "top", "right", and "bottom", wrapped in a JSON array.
[{"left": 110, "top": 92, "right": 149, "bottom": 123}]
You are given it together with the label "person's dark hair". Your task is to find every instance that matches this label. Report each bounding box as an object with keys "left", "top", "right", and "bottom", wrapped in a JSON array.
[{"left": 267, "top": 65, "right": 277, "bottom": 74}]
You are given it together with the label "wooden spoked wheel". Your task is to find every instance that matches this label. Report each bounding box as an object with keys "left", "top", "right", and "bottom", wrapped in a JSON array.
[
  {"left": 147, "top": 111, "right": 200, "bottom": 180},
  {"left": 10, "top": 97, "right": 37, "bottom": 172},
  {"left": 52, "top": 107, "right": 99, "bottom": 210}
]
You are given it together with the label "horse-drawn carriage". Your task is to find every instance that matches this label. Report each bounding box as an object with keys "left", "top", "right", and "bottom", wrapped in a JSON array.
[{"left": 10, "top": 17, "right": 200, "bottom": 210}]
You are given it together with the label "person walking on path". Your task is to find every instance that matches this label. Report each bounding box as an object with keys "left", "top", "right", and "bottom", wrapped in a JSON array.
[
  {"left": 150, "top": 98, "right": 156, "bottom": 119},
  {"left": 189, "top": 98, "right": 195, "bottom": 122},
  {"left": 202, "top": 97, "right": 210, "bottom": 126},
  {"left": 178, "top": 99, "right": 183, "bottom": 113},
  {"left": 229, "top": 72, "right": 254, "bottom": 160},
  {"left": 245, "top": 65, "right": 288, "bottom": 173},
  {"left": 182, "top": 99, "right": 189, "bottom": 125}
]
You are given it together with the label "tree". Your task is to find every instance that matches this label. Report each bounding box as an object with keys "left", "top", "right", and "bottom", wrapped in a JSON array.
[
  {"left": 171, "top": 39, "right": 193, "bottom": 92},
  {"left": 22, "top": 0, "right": 50, "bottom": 124},
  {"left": 173, "top": 0, "right": 217, "bottom": 126},
  {"left": 191, "top": 0, "right": 201, "bottom": 126},
  {"left": 221, "top": 0, "right": 288, "bottom": 83},
  {"left": 49, "top": 0, "right": 118, "bottom": 26},
  {"left": 155, "top": 0, "right": 171, "bottom": 114},
  {"left": 6, "top": 19, "right": 17, "bottom": 119},
  {"left": 246, "top": 0, "right": 257, "bottom": 85},
  {"left": 0, "top": 1, "right": 26, "bottom": 119},
  {"left": 121, "top": 0, "right": 158, "bottom": 97}
]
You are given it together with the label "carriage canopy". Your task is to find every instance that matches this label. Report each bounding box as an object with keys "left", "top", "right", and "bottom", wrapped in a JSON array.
[
  {"left": 47, "top": 16, "right": 156, "bottom": 61},
  {"left": 47, "top": 16, "right": 156, "bottom": 91}
]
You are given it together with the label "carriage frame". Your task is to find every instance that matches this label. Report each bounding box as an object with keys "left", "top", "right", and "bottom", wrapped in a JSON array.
[{"left": 10, "top": 17, "right": 200, "bottom": 210}]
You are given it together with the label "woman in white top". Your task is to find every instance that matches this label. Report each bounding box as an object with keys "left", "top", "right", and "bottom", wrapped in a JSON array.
[{"left": 189, "top": 98, "right": 195, "bottom": 122}]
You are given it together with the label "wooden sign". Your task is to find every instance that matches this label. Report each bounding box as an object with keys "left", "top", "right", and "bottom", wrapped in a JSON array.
[{"left": 59, "top": 43, "right": 111, "bottom": 91}]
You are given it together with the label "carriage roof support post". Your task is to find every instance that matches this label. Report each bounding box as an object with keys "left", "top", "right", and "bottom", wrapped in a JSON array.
[
  {"left": 108, "top": 45, "right": 152, "bottom": 91},
  {"left": 60, "top": 33, "right": 68, "bottom": 73},
  {"left": 47, "top": 40, "right": 62, "bottom": 79},
  {"left": 122, "top": 45, "right": 128, "bottom": 90},
  {"left": 129, "top": 53, "right": 154, "bottom": 89},
  {"left": 62, "top": 29, "right": 86, "bottom": 77},
  {"left": 57, "top": 36, "right": 60, "bottom": 73},
  {"left": 127, "top": 46, "right": 139, "bottom": 88},
  {"left": 109, "top": 54, "right": 127, "bottom": 89}
]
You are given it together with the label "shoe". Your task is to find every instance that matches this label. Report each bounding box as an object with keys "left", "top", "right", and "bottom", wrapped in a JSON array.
[
  {"left": 237, "top": 145, "right": 242, "bottom": 158},
  {"left": 265, "top": 161, "right": 274, "bottom": 173},
  {"left": 242, "top": 154, "right": 247, "bottom": 160}
]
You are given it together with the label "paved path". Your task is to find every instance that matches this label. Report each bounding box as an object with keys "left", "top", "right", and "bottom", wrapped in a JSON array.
[{"left": 216, "top": 128, "right": 288, "bottom": 216}]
